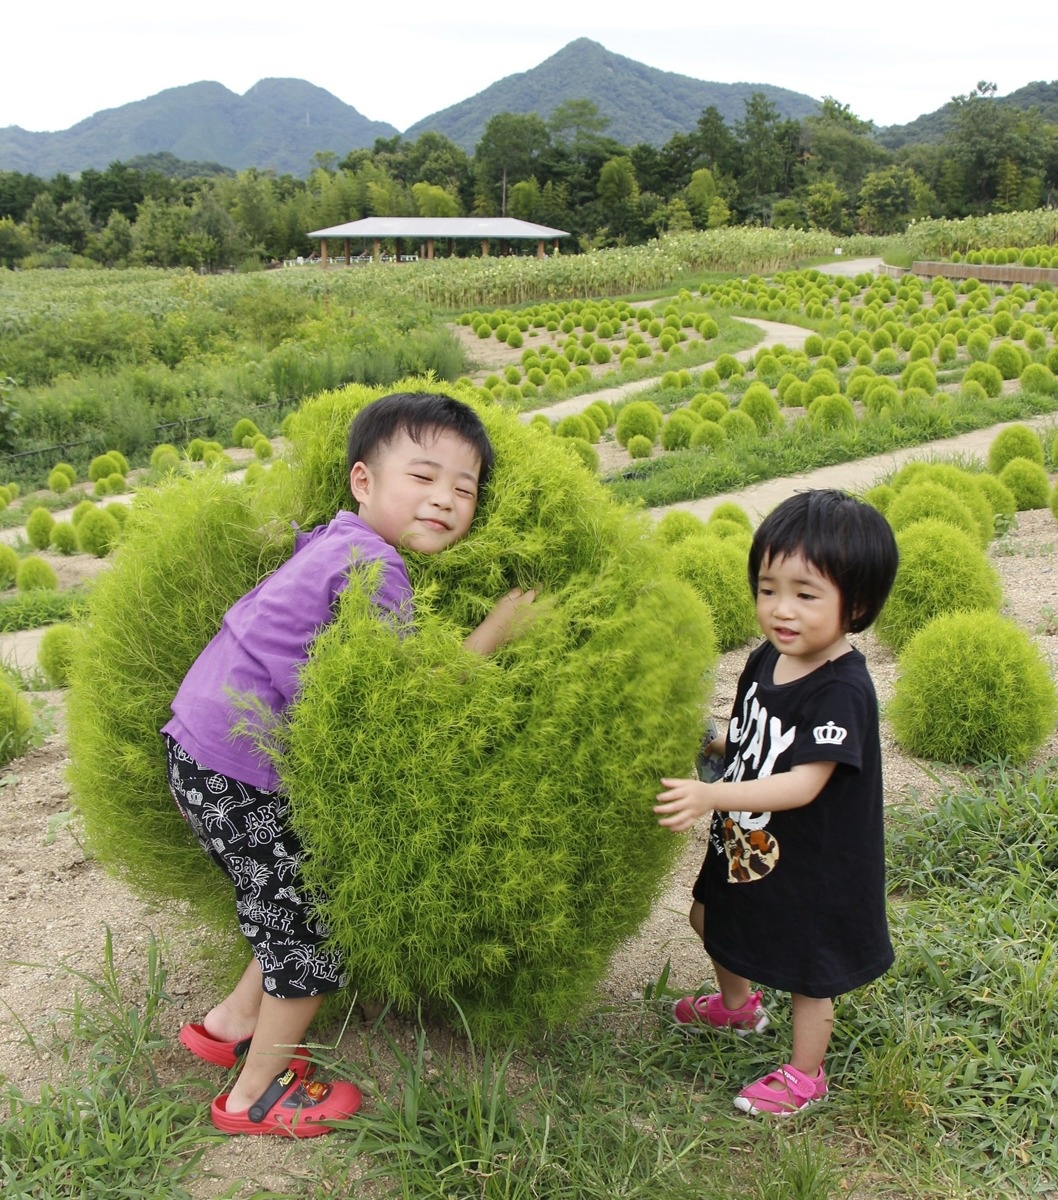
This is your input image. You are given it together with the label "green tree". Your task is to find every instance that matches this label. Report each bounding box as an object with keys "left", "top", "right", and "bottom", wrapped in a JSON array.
[
  {"left": 803, "top": 97, "right": 890, "bottom": 197},
  {"left": 736, "top": 92, "right": 782, "bottom": 216},
  {"left": 946, "top": 82, "right": 1049, "bottom": 211},
  {"left": 549, "top": 99, "right": 611, "bottom": 164},
  {"left": 411, "top": 181, "right": 460, "bottom": 217},
  {"left": 695, "top": 106, "right": 739, "bottom": 176},
  {"left": 805, "top": 179, "right": 849, "bottom": 233},
  {"left": 0, "top": 170, "right": 48, "bottom": 222},
  {"left": 0, "top": 216, "right": 32, "bottom": 268},
  {"left": 77, "top": 161, "right": 146, "bottom": 224},
  {"left": 857, "top": 165, "right": 934, "bottom": 233},
  {"left": 685, "top": 167, "right": 718, "bottom": 227},
  {"left": 475, "top": 113, "right": 551, "bottom": 214},
  {"left": 55, "top": 198, "right": 93, "bottom": 253},
  {"left": 86, "top": 210, "right": 134, "bottom": 266},
  {"left": 597, "top": 156, "right": 639, "bottom": 238}
]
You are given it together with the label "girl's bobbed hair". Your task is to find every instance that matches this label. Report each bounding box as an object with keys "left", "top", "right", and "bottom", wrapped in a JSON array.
[{"left": 748, "top": 489, "right": 898, "bottom": 633}]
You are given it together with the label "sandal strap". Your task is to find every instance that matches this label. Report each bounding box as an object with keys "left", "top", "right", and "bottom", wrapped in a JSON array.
[
  {"left": 247, "top": 1065, "right": 301, "bottom": 1124},
  {"left": 776, "top": 1065, "right": 820, "bottom": 1100}
]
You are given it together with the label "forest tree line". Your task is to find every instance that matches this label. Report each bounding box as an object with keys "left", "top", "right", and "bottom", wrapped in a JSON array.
[{"left": 0, "top": 84, "right": 1055, "bottom": 272}]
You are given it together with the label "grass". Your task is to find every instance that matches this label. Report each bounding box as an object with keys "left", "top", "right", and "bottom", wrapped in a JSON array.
[
  {"left": 6, "top": 761, "right": 1058, "bottom": 1197},
  {"left": 1, "top": 930, "right": 212, "bottom": 1199}
]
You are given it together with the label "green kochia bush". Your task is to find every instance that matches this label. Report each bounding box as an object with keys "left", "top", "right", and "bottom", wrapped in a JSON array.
[
  {"left": 875, "top": 520, "right": 1002, "bottom": 652},
  {"left": 890, "top": 611, "right": 1056, "bottom": 764},
  {"left": 67, "top": 382, "right": 715, "bottom": 1040}
]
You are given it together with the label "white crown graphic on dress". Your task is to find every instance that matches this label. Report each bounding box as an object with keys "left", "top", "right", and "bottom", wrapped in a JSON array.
[{"left": 813, "top": 721, "right": 848, "bottom": 745}]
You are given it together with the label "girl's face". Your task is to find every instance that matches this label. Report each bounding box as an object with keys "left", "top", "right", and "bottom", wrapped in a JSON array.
[
  {"left": 349, "top": 428, "right": 481, "bottom": 554},
  {"left": 755, "top": 551, "right": 849, "bottom": 673}
]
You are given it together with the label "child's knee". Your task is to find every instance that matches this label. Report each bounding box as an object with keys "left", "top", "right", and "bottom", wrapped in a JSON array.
[{"left": 688, "top": 901, "right": 705, "bottom": 939}]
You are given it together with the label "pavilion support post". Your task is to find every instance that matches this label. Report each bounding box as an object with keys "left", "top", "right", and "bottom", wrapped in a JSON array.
[
  {"left": 536, "top": 239, "right": 545, "bottom": 258},
  {"left": 319, "top": 238, "right": 329, "bottom": 267},
  {"left": 395, "top": 238, "right": 403, "bottom": 262},
  {"left": 344, "top": 239, "right": 351, "bottom": 265},
  {"left": 372, "top": 238, "right": 381, "bottom": 261},
  {"left": 426, "top": 239, "right": 435, "bottom": 260},
  {"left": 481, "top": 239, "right": 490, "bottom": 257},
  {"left": 447, "top": 238, "right": 454, "bottom": 257}
]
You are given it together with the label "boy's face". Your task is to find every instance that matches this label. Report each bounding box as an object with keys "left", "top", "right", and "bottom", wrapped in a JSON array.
[{"left": 349, "top": 428, "right": 481, "bottom": 554}]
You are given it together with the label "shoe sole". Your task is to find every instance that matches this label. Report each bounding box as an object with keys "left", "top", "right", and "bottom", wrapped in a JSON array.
[{"left": 734, "top": 1091, "right": 827, "bottom": 1117}]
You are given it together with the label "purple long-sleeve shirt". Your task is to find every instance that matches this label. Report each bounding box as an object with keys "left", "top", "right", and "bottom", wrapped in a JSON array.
[{"left": 162, "top": 510, "right": 412, "bottom": 790}]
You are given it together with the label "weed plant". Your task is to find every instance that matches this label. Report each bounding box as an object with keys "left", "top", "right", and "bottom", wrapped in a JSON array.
[
  {"left": 0, "top": 931, "right": 210, "bottom": 1199},
  {"left": 0, "top": 586, "right": 85, "bottom": 632}
]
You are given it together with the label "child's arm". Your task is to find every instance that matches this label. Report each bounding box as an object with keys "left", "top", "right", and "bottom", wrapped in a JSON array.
[
  {"left": 463, "top": 587, "right": 537, "bottom": 656},
  {"left": 654, "top": 760, "right": 837, "bottom": 833}
]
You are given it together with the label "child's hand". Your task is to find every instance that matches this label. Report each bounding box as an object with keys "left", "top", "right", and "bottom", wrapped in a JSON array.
[
  {"left": 464, "top": 587, "right": 538, "bottom": 656},
  {"left": 654, "top": 777, "right": 715, "bottom": 833}
]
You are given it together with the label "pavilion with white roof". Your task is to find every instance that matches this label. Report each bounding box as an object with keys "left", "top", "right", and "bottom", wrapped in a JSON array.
[{"left": 307, "top": 217, "right": 570, "bottom": 265}]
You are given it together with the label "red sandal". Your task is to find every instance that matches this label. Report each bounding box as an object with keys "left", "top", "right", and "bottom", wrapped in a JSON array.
[
  {"left": 210, "top": 1065, "right": 362, "bottom": 1137},
  {"left": 179, "top": 1023, "right": 312, "bottom": 1078}
]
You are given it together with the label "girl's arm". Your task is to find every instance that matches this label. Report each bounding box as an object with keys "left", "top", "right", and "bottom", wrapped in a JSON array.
[{"left": 654, "top": 760, "right": 837, "bottom": 833}]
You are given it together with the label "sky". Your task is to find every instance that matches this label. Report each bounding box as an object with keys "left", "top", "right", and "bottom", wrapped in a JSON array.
[{"left": 3, "top": 1, "right": 1055, "bottom": 137}]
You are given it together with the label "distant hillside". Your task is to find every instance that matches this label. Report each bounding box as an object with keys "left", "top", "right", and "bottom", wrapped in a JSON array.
[
  {"left": 0, "top": 79, "right": 399, "bottom": 177},
  {"left": 404, "top": 38, "right": 821, "bottom": 151},
  {"left": 877, "top": 79, "right": 1058, "bottom": 150}
]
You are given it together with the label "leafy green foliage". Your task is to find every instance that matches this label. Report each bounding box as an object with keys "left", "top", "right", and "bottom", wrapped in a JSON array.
[
  {"left": 988, "top": 423, "right": 1045, "bottom": 473},
  {"left": 16, "top": 556, "right": 57, "bottom": 592},
  {"left": 890, "top": 611, "right": 1056, "bottom": 763},
  {"left": 0, "top": 677, "right": 33, "bottom": 765},
  {"left": 75, "top": 507, "right": 122, "bottom": 557},
  {"left": 886, "top": 481, "right": 981, "bottom": 542},
  {"left": 24, "top": 506, "right": 55, "bottom": 551},
  {"left": 0, "top": 587, "right": 84, "bottom": 631},
  {"left": 0, "top": 543, "right": 18, "bottom": 588},
  {"left": 997, "top": 457, "right": 1052, "bottom": 510},
  {"left": 67, "top": 474, "right": 291, "bottom": 933},
  {"left": 670, "top": 533, "right": 755, "bottom": 651},
  {"left": 37, "top": 623, "right": 81, "bottom": 687},
  {"left": 876, "top": 520, "right": 1002, "bottom": 652}
]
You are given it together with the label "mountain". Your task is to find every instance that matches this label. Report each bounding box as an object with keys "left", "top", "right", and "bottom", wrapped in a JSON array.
[
  {"left": 0, "top": 79, "right": 399, "bottom": 177},
  {"left": 404, "top": 38, "right": 821, "bottom": 151},
  {"left": 876, "top": 79, "right": 1058, "bottom": 150}
]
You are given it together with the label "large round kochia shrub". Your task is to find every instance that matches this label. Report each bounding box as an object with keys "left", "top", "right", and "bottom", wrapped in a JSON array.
[
  {"left": 875, "top": 520, "right": 1002, "bottom": 652},
  {"left": 66, "top": 382, "right": 715, "bottom": 1039},
  {"left": 890, "top": 611, "right": 1056, "bottom": 764}
]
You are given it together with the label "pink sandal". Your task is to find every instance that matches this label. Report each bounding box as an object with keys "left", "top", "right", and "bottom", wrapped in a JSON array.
[
  {"left": 672, "top": 990, "right": 770, "bottom": 1036},
  {"left": 734, "top": 1063, "right": 827, "bottom": 1116}
]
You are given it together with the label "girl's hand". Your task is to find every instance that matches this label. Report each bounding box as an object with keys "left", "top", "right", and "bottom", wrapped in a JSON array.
[
  {"left": 464, "top": 587, "right": 538, "bottom": 656},
  {"left": 654, "top": 777, "right": 714, "bottom": 833}
]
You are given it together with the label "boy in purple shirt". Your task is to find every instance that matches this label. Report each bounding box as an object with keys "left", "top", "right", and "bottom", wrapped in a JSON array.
[{"left": 162, "top": 392, "right": 533, "bottom": 1136}]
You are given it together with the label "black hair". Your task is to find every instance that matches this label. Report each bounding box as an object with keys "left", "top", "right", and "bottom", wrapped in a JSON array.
[
  {"left": 747, "top": 489, "right": 898, "bottom": 633},
  {"left": 346, "top": 392, "right": 495, "bottom": 493}
]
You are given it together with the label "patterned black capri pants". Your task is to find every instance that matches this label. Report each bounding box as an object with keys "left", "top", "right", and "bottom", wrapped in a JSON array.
[{"left": 162, "top": 734, "right": 346, "bottom": 999}]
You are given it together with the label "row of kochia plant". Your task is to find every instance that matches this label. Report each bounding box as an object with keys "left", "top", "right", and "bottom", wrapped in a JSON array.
[
  {"left": 948, "top": 244, "right": 1058, "bottom": 268},
  {"left": 455, "top": 297, "right": 721, "bottom": 404},
  {"left": 517, "top": 267, "right": 1058, "bottom": 474}
]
